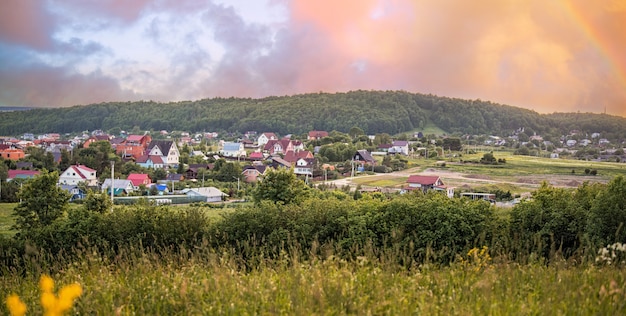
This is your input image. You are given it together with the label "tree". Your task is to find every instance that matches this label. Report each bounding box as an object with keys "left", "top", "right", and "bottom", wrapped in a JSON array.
[
  {"left": 252, "top": 168, "right": 309, "bottom": 205},
  {"left": 442, "top": 138, "right": 462, "bottom": 151},
  {"left": 480, "top": 152, "right": 497, "bottom": 164},
  {"left": 13, "top": 170, "right": 71, "bottom": 231},
  {"left": 588, "top": 176, "right": 626, "bottom": 246},
  {"left": 83, "top": 191, "right": 113, "bottom": 214},
  {"left": 349, "top": 126, "right": 365, "bottom": 139}
]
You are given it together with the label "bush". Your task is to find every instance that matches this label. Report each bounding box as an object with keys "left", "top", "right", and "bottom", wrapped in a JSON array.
[{"left": 373, "top": 165, "right": 392, "bottom": 173}]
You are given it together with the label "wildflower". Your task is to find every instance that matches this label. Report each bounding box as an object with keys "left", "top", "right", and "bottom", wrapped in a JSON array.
[
  {"left": 40, "top": 275, "right": 55, "bottom": 293},
  {"left": 5, "top": 294, "right": 27, "bottom": 316},
  {"left": 39, "top": 275, "right": 83, "bottom": 316}
]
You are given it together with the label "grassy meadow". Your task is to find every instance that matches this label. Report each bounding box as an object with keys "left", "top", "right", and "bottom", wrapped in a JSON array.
[
  {"left": 2, "top": 247, "right": 626, "bottom": 314},
  {"left": 3, "top": 155, "right": 626, "bottom": 314}
]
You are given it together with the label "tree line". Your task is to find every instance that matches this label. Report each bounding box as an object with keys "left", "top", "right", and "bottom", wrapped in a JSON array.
[{"left": 1, "top": 90, "right": 624, "bottom": 139}]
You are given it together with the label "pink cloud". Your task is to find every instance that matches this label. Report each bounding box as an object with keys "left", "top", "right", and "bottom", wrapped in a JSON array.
[{"left": 0, "top": 0, "right": 56, "bottom": 50}]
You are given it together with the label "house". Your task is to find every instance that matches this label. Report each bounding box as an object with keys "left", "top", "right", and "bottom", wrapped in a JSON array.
[
  {"left": 257, "top": 132, "right": 278, "bottom": 147},
  {"left": 115, "top": 134, "right": 152, "bottom": 159},
  {"left": 283, "top": 150, "right": 314, "bottom": 164},
  {"left": 146, "top": 140, "right": 179, "bottom": 167},
  {"left": 136, "top": 155, "right": 166, "bottom": 169},
  {"left": 405, "top": 175, "right": 454, "bottom": 198},
  {"left": 550, "top": 153, "right": 560, "bottom": 159},
  {"left": 308, "top": 131, "right": 329, "bottom": 140},
  {"left": 101, "top": 179, "right": 135, "bottom": 195},
  {"left": 353, "top": 150, "right": 376, "bottom": 165},
  {"left": 165, "top": 173, "right": 184, "bottom": 182},
  {"left": 377, "top": 144, "right": 392, "bottom": 152},
  {"left": 263, "top": 139, "right": 295, "bottom": 155},
  {"left": 221, "top": 142, "right": 246, "bottom": 157},
  {"left": 389, "top": 140, "right": 409, "bottom": 155},
  {"left": 127, "top": 173, "right": 152, "bottom": 189},
  {"left": 566, "top": 140, "right": 577, "bottom": 147},
  {"left": 249, "top": 151, "right": 264, "bottom": 161},
  {"left": 7, "top": 170, "right": 40, "bottom": 181},
  {"left": 292, "top": 140, "right": 305, "bottom": 152},
  {"left": 270, "top": 156, "right": 291, "bottom": 169},
  {"left": 83, "top": 135, "right": 112, "bottom": 148},
  {"left": 242, "top": 165, "right": 267, "bottom": 183},
  {"left": 185, "top": 187, "right": 227, "bottom": 203},
  {"left": 59, "top": 165, "right": 98, "bottom": 186},
  {"left": 0, "top": 148, "right": 25, "bottom": 160},
  {"left": 294, "top": 158, "right": 314, "bottom": 176},
  {"left": 60, "top": 185, "right": 87, "bottom": 201},
  {"left": 185, "top": 164, "right": 212, "bottom": 180}
]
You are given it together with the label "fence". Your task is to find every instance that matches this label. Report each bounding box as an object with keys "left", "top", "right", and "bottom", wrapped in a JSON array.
[{"left": 113, "top": 195, "right": 209, "bottom": 205}]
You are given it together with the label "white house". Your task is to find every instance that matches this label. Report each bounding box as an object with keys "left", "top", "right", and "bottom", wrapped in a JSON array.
[
  {"left": 146, "top": 140, "right": 179, "bottom": 167},
  {"left": 59, "top": 165, "right": 98, "bottom": 186},
  {"left": 389, "top": 140, "right": 410, "bottom": 155},
  {"left": 185, "top": 187, "right": 227, "bottom": 202},
  {"left": 221, "top": 142, "right": 246, "bottom": 157},
  {"left": 257, "top": 132, "right": 278, "bottom": 147},
  {"left": 101, "top": 179, "right": 135, "bottom": 194},
  {"left": 294, "top": 158, "right": 314, "bottom": 176}
]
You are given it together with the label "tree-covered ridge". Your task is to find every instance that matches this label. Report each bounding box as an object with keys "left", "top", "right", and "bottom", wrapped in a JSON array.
[{"left": 0, "top": 90, "right": 624, "bottom": 138}]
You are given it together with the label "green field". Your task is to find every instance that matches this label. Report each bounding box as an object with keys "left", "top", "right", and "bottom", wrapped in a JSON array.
[
  {"left": 0, "top": 203, "right": 17, "bottom": 237},
  {"left": 446, "top": 153, "right": 626, "bottom": 178}
]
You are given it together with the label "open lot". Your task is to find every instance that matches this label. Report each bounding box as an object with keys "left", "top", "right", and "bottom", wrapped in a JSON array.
[{"left": 327, "top": 153, "right": 626, "bottom": 196}]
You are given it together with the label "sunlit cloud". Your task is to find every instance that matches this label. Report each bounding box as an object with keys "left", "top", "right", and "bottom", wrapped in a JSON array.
[{"left": 0, "top": 0, "right": 623, "bottom": 117}]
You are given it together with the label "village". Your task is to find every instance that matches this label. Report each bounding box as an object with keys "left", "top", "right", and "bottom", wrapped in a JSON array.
[{"left": 1, "top": 127, "right": 624, "bottom": 205}]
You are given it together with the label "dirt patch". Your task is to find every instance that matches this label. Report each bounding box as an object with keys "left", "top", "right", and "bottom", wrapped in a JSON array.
[
  {"left": 464, "top": 174, "right": 492, "bottom": 180},
  {"left": 517, "top": 178, "right": 540, "bottom": 184},
  {"left": 565, "top": 180, "right": 581, "bottom": 187}
]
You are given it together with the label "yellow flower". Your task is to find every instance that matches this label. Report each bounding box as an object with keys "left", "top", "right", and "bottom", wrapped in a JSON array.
[
  {"left": 40, "top": 275, "right": 55, "bottom": 293},
  {"left": 41, "top": 291, "right": 58, "bottom": 313},
  {"left": 5, "top": 294, "right": 27, "bottom": 316},
  {"left": 58, "top": 284, "right": 83, "bottom": 311}
]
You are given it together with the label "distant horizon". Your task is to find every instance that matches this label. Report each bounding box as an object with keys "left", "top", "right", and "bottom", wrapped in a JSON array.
[{"left": 1, "top": 89, "right": 624, "bottom": 118}]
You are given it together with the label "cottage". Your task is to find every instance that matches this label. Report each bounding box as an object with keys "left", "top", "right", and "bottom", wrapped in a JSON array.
[
  {"left": 389, "top": 141, "right": 409, "bottom": 155},
  {"left": 294, "top": 158, "right": 314, "bottom": 176},
  {"left": 221, "top": 142, "right": 246, "bottom": 157},
  {"left": 404, "top": 175, "right": 454, "bottom": 198},
  {"left": 136, "top": 155, "right": 166, "bottom": 169},
  {"left": 353, "top": 149, "right": 376, "bottom": 165},
  {"left": 101, "top": 179, "right": 135, "bottom": 195},
  {"left": 242, "top": 165, "right": 267, "bottom": 183},
  {"left": 59, "top": 165, "right": 98, "bottom": 186},
  {"left": 308, "top": 131, "right": 329, "bottom": 140},
  {"left": 127, "top": 173, "right": 152, "bottom": 189},
  {"left": 257, "top": 132, "right": 278, "bottom": 147},
  {"left": 146, "top": 140, "right": 179, "bottom": 167}
]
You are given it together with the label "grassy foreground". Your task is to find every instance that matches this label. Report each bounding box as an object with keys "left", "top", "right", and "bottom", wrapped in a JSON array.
[{"left": 2, "top": 250, "right": 626, "bottom": 315}]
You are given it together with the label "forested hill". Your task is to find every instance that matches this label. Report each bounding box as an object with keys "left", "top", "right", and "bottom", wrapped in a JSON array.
[{"left": 1, "top": 90, "right": 624, "bottom": 138}]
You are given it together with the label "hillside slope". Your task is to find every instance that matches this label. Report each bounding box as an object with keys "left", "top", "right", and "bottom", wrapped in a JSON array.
[{"left": 0, "top": 90, "right": 624, "bottom": 138}]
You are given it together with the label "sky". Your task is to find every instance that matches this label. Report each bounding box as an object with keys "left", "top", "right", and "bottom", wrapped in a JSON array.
[{"left": 1, "top": 0, "right": 625, "bottom": 116}]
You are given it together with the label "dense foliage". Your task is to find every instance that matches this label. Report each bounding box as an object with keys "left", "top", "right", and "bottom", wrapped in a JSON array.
[
  {"left": 2, "top": 176, "right": 625, "bottom": 274},
  {"left": 1, "top": 90, "right": 625, "bottom": 138}
]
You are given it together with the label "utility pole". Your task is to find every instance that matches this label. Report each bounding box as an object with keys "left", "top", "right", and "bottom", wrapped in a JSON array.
[{"left": 110, "top": 160, "right": 114, "bottom": 212}]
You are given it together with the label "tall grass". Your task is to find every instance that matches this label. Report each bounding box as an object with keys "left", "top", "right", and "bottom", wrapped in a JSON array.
[{"left": 2, "top": 243, "right": 625, "bottom": 315}]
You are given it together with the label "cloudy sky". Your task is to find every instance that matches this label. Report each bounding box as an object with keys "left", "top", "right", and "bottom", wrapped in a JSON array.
[{"left": 1, "top": 0, "right": 624, "bottom": 116}]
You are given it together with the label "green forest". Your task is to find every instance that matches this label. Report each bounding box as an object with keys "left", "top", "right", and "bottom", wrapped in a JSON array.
[{"left": 1, "top": 90, "right": 625, "bottom": 138}]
